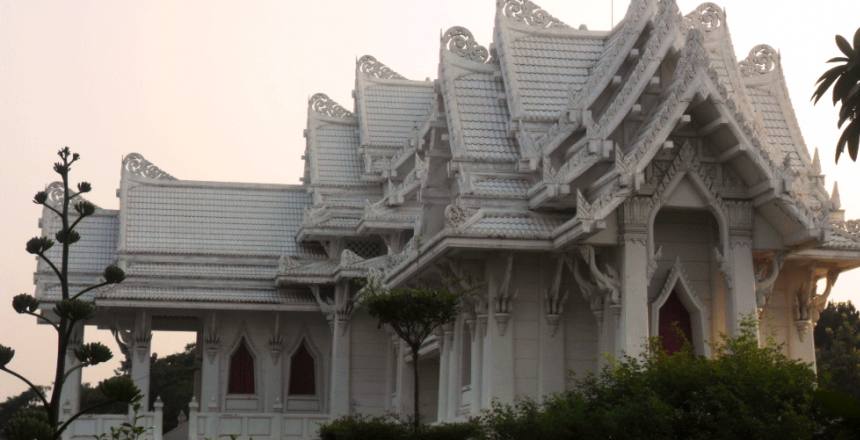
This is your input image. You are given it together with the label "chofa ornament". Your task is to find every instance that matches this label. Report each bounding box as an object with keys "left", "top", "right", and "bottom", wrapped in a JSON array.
[
  {"left": 500, "top": 0, "right": 568, "bottom": 29},
  {"left": 686, "top": 2, "right": 724, "bottom": 32},
  {"left": 122, "top": 153, "right": 176, "bottom": 180},
  {"left": 442, "top": 26, "right": 490, "bottom": 64},
  {"left": 739, "top": 44, "right": 779, "bottom": 76},
  {"left": 357, "top": 55, "right": 405, "bottom": 80},
  {"left": 309, "top": 93, "right": 353, "bottom": 118}
]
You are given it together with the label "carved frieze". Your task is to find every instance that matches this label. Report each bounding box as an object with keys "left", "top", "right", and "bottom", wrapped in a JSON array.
[
  {"left": 500, "top": 0, "right": 568, "bottom": 29},
  {"left": 309, "top": 93, "right": 353, "bottom": 118},
  {"left": 357, "top": 55, "right": 406, "bottom": 80},
  {"left": 442, "top": 26, "right": 490, "bottom": 64},
  {"left": 123, "top": 153, "right": 176, "bottom": 180}
]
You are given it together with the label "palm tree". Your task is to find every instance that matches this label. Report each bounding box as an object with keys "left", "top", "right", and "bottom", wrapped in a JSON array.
[{"left": 813, "top": 28, "right": 860, "bottom": 162}]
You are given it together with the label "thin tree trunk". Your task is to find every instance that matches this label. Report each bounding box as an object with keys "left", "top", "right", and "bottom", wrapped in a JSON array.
[{"left": 411, "top": 345, "right": 420, "bottom": 433}]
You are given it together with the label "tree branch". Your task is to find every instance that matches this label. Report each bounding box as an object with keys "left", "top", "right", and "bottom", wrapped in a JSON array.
[
  {"left": 43, "top": 203, "right": 63, "bottom": 219},
  {"left": 0, "top": 366, "right": 51, "bottom": 409},
  {"left": 24, "top": 311, "right": 59, "bottom": 331},
  {"left": 60, "top": 362, "right": 87, "bottom": 386},
  {"left": 71, "top": 282, "right": 110, "bottom": 301},
  {"left": 69, "top": 215, "right": 85, "bottom": 232},
  {"left": 37, "top": 252, "right": 63, "bottom": 282}
]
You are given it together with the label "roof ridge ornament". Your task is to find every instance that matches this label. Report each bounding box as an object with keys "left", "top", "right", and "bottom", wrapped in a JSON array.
[
  {"left": 357, "top": 55, "right": 406, "bottom": 80},
  {"left": 309, "top": 93, "right": 353, "bottom": 118},
  {"left": 499, "top": 0, "right": 569, "bottom": 29},
  {"left": 685, "top": 2, "right": 724, "bottom": 32},
  {"left": 44, "top": 181, "right": 101, "bottom": 208},
  {"left": 739, "top": 44, "right": 779, "bottom": 76},
  {"left": 442, "top": 26, "right": 490, "bottom": 64},
  {"left": 122, "top": 153, "right": 176, "bottom": 180}
]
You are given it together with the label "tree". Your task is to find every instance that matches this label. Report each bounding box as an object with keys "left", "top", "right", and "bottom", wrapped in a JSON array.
[
  {"left": 812, "top": 28, "right": 860, "bottom": 161},
  {"left": 815, "top": 301, "right": 860, "bottom": 401},
  {"left": 481, "top": 322, "right": 821, "bottom": 440},
  {"left": 361, "top": 279, "right": 459, "bottom": 432},
  {"left": 0, "top": 147, "right": 139, "bottom": 440},
  {"left": 147, "top": 344, "right": 198, "bottom": 433}
]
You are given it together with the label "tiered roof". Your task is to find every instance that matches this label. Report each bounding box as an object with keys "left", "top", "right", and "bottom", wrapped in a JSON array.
[{"left": 33, "top": 0, "right": 860, "bottom": 307}]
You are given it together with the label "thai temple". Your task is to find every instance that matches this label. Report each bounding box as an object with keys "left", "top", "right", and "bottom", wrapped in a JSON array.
[{"left": 33, "top": 1, "right": 860, "bottom": 439}]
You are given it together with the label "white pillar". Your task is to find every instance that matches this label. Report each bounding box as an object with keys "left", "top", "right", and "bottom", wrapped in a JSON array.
[
  {"left": 727, "top": 236, "right": 757, "bottom": 335},
  {"left": 130, "top": 316, "right": 152, "bottom": 410},
  {"left": 445, "top": 325, "right": 458, "bottom": 421},
  {"left": 468, "top": 317, "right": 483, "bottom": 415},
  {"left": 329, "top": 281, "right": 352, "bottom": 417},
  {"left": 200, "top": 313, "right": 221, "bottom": 413},
  {"left": 396, "top": 341, "right": 413, "bottom": 416},
  {"left": 538, "top": 315, "right": 565, "bottom": 399},
  {"left": 618, "top": 235, "right": 649, "bottom": 358},
  {"left": 60, "top": 323, "right": 84, "bottom": 417},
  {"left": 435, "top": 328, "right": 449, "bottom": 422},
  {"left": 483, "top": 254, "right": 515, "bottom": 404}
]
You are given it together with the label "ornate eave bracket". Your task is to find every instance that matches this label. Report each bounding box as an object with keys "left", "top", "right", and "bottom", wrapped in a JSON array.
[
  {"left": 754, "top": 252, "right": 785, "bottom": 316},
  {"left": 543, "top": 257, "right": 569, "bottom": 337},
  {"left": 795, "top": 268, "right": 839, "bottom": 334},
  {"left": 498, "top": 0, "right": 569, "bottom": 29},
  {"left": 442, "top": 26, "right": 491, "bottom": 64},
  {"left": 357, "top": 55, "right": 406, "bottom": 80},
  {"left": 493, "top": 254, "right": 518, "bottom": 336},
  {"left": 309, "top": 93, "right": 353, "bottom": 119},
  {"left": 122, "top": 153, "right": 176, "bottom": 181}
]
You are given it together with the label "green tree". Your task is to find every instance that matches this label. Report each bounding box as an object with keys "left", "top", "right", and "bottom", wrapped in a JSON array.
[
  {"left": 0, "top": 147, "right": 139, "bottom": 440},
  {"left": 147, "top": 344, "right": 198, "bottom": 432},
  {"left": 361, "top": 279, "right": 459, "bottom": 432},
  {"left": 815, "top": 301, "right": 860, "bottom": 400},
  {"left": 813, "top": 28, "right": 860, "bottom": 161}
]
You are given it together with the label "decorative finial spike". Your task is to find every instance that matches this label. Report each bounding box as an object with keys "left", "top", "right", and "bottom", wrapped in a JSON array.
[
  {"left": 831, "top": 182, "right": 841, "bottom": 210},
  {"left": 812, "top": 148, "right": 822, "bottom": 175}
]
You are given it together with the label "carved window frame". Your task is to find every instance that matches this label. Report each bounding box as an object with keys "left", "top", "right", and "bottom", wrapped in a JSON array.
[
  {"left": 284, "top": 330, "right": 326, "bottom": 413},
  {"left": 650, "top": 259, "right": 709, "bottom": 356}
]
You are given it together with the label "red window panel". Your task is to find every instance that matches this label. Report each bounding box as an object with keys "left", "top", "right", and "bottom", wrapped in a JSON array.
[
  {"left": 289, "top": 341, "right": 316, "bottom": 396},
  {"left": 659, "top": 291, "right": 693, "bottom": 355},
  {"left": 228, "top": 339, "right": 255, "bottom": 394}
]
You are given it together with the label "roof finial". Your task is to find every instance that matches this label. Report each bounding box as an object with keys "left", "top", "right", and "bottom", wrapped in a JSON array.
[
  {"left": 442, "top": 26, "right": 490, "bottom": 64},
  {"left": 122, "top": 153, "right": 176, "bottom": 181},
  {"left": 812, "top": 147, "right": 822, "bottom": 175},
  {"left": 499, "top": 0, "right": 569, "bottom": 29},
  {"left": 739, "top": 44, "right": 779, "bottom": 76},
  {"left": 309, "top": 93, "right": 353, "bottom": 118},
  {"left": 831, "top": 182, "right": 841, "bottom": 210},
  {"left": 357, "top": 55, "right": 406, "bottom": 80}
]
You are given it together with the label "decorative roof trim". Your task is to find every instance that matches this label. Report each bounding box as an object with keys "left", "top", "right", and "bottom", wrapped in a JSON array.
[
  {"left": 356, "top": 55, "right": 406, "bottom": 80},
  {"left": 122, "top": 153, "right": 176, "bottom": 180},
  {"left": 498, "top": 0, "right": 569, "bottom": 29},
  {"left": 309, "top": 93, "right": 353, "bottom": 118},
  {"left": 739, "top": 44, "right": 779, "bottom": 77},
  {"left": 44, "top": 181, "right": 102, "bottom": 209},
  {"left": 442, "top": 26, "right": 490, "bottom": 64}
]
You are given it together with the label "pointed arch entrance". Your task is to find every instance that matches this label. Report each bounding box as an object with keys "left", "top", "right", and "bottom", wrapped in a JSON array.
[{"left": 650, "top": 258, "right": 709, "bottom": 355}]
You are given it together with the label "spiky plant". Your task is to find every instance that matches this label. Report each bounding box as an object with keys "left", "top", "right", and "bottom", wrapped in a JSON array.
[{"left": 813, "top": 28, "right": 860, "bottom": 162}]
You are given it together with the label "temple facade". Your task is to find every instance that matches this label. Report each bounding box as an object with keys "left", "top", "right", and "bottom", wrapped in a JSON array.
[{"left": 34, "top": 1, "right": 860, "bottom": 439}]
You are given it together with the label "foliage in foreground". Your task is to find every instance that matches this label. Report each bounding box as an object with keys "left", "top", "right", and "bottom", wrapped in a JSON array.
[
  {"left": 322, "top": 322, "right": 860, "bottom": 439},
  {"left": 813, "top": 28, "right": 860, "bottom": 161},
  {"left": 815, "top": 301, "right": 860, "bottom": 401},
  {"left": 319, "top": 415, "right": 482, "bottom": 440}
]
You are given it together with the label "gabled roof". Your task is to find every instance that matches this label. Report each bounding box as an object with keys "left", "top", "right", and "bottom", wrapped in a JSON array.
[
  {"left": 305, "top": 94, "right": 365, "bottom": 187},
  {"left": 355, "top": 56, "right": 435, "bottom": 150},
  {"left": 494, "top": 0, "right": 608, "bottom": 121},
  {"left": 439, "top": 27, "right": 520, "bottom": 162}
]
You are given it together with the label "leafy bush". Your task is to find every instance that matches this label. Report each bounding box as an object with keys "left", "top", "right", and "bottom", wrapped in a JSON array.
[
  {"left": 481, "top": 323, "right": 819, "bottom": 440},
  {"left": 318, "top": 415, "right": 482, "bottom": 440},
  {"left": 3, "top": 407, "right": 53, "bottom": 440}
]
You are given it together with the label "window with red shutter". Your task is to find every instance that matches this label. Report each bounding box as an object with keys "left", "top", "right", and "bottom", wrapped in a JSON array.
[
  {"left": 289, "top": 341, "right": 316, "bottom": 396},
  {"left": 228, "top": 339, "right": 255, "bottom": 394}
]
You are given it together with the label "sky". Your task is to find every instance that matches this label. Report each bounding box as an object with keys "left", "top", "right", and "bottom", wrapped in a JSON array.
[{"left": 1, "top": 0, "right": 859, "bottom": 400}]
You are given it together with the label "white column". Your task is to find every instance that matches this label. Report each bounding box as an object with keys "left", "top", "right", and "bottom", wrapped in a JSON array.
[
  {"left": 727, "top": 236, "right": 757, "bottom": 335},
  {"left": 396, "top": 341, "right": 413, "bottom": 416},
  {"left": 483, "top": 254, "right": 515, "bottom": 404},
  {"left": 538, "top": 315, "right": 565, "bottom": 399},
  {"left": 60, "top": 323, "right": 84, "bottom": 416},
  {"left": 200, "top": 313, "right": 221, "bottom": 413},
  {"left": 618, "top": 235, "right": 649, "bottom": 358},
  {"left": 435, "top": 327, "right": 449, "bottom": 422},
  {"left": 468, "top": 317, "right": 483, "bottom": 415},
  {"left": 130, "top": 313, "right": 152, "bottom": 409},
  {"left": 445, "top": 325, "right": 458, "bottom": 421},
  {"left": 329, "top": 281, "right": 352, "bottom": 417},
  {"left": 267, "top": 313, "right": 284, "bottom": 412}
]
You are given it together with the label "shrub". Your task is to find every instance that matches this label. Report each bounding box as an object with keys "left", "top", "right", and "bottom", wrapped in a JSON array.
[{"left": 318, "top": 415, "right": 482, "bottom": 440}]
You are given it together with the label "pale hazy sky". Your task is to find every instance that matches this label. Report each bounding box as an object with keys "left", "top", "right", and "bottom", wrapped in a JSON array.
[{"left": 1, "top": 0, "right": 859, "bottom": 400}]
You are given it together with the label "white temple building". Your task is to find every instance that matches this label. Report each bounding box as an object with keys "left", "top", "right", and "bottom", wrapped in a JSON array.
[{"left": 33, "top": 1, "right": 860, "bottom": 439}]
